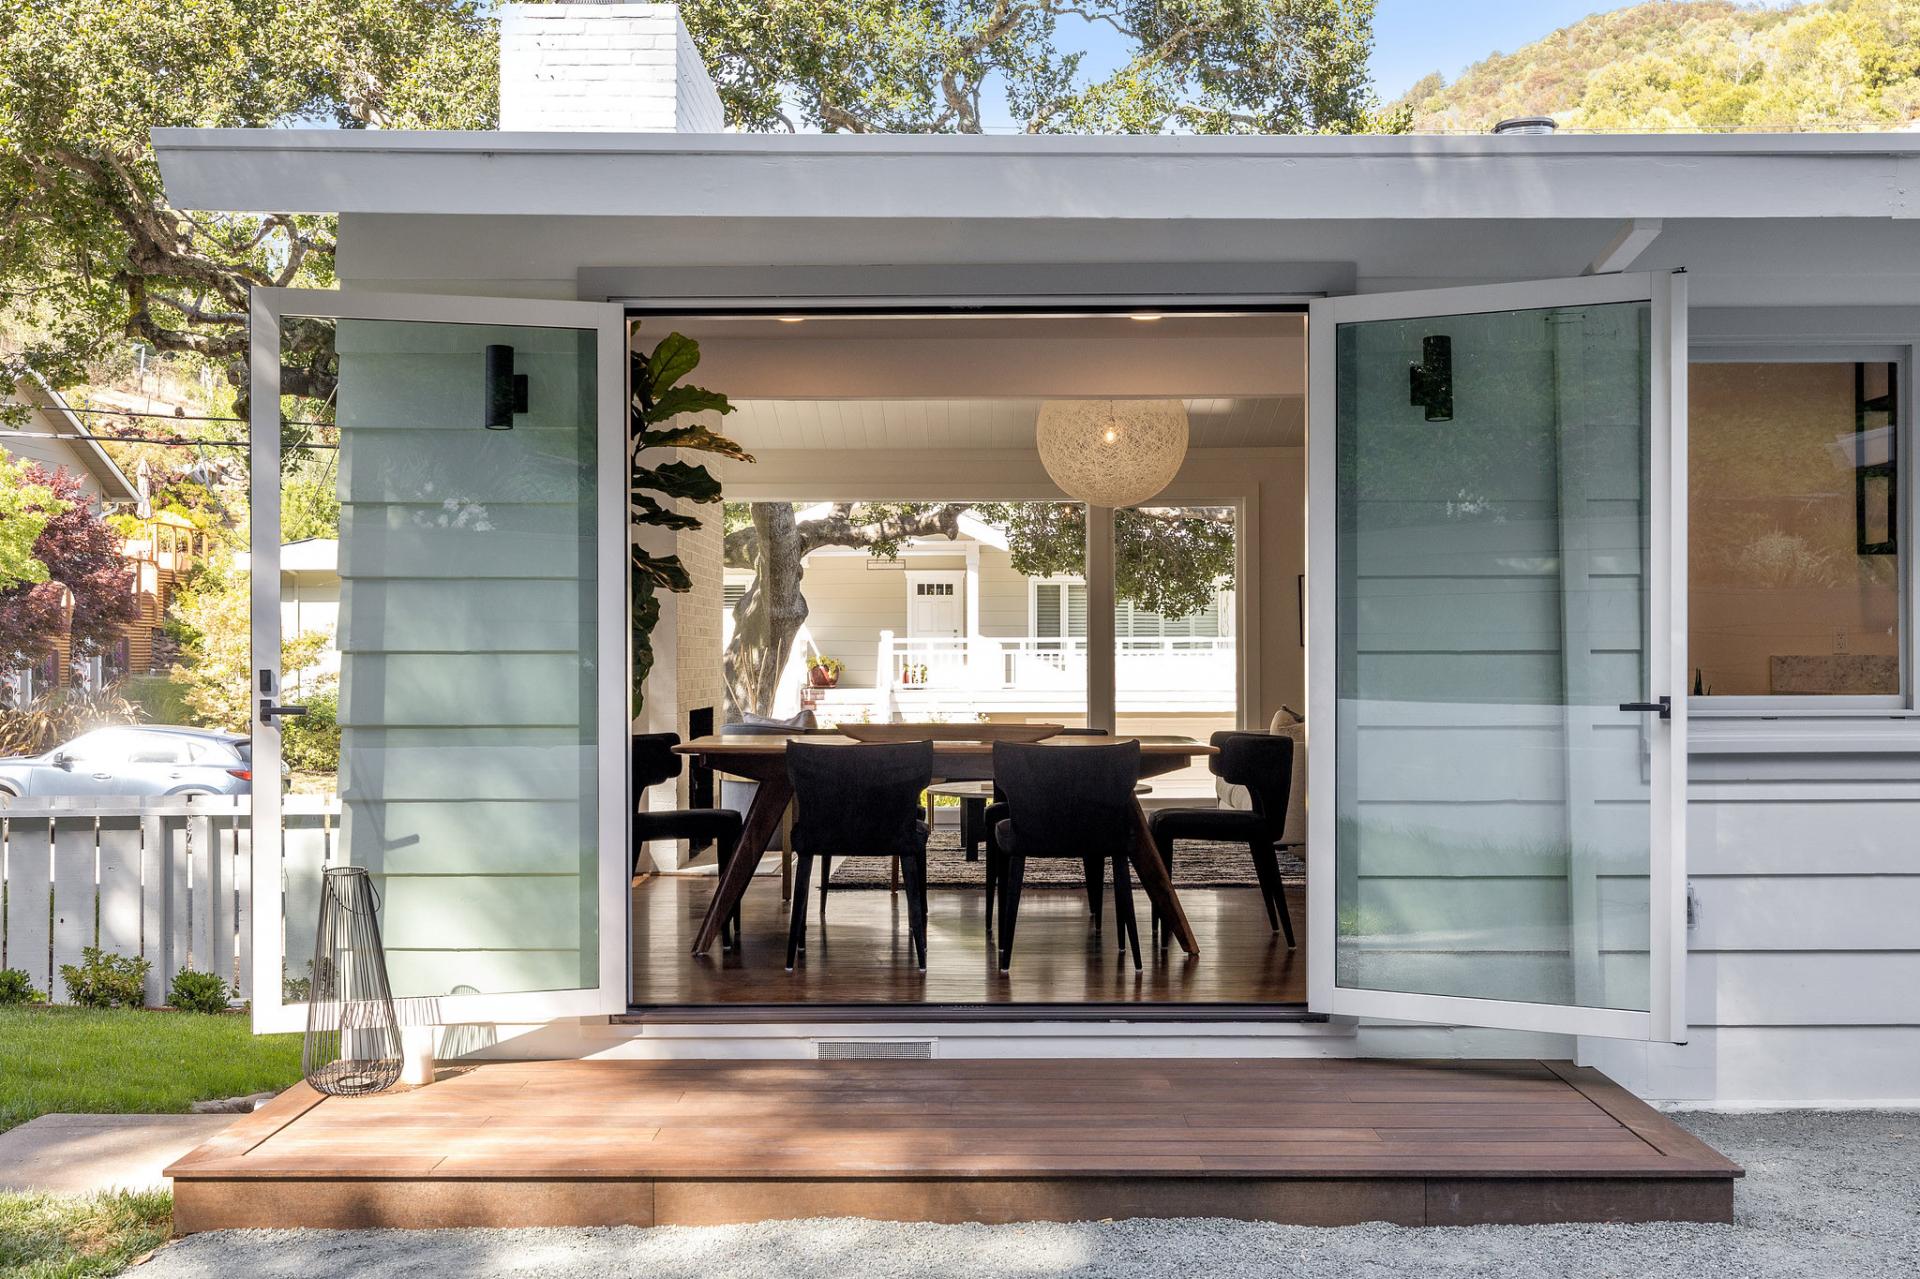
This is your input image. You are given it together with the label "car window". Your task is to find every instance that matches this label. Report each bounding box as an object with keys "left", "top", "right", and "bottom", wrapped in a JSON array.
[
  {"left": 63, "top": 730, "right": 132, "bottom": 762},
  {"left": 124, "top": 733, "right": 194, "bottom": 765}
]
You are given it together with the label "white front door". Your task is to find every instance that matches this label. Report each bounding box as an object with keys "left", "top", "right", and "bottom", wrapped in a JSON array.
[
  {"left": 249, "top": 288, "right": 629, "bottom": 1033},
  {"left": 906, "top": 571, "right": 965, "bottom": 638},
  {"left": 1307, "top": 272, "right": 1689, "bottom": 1043}
]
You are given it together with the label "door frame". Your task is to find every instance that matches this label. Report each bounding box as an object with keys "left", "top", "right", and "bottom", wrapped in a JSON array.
[
  {"left": 248, "top": 286, "right": 631, "bottom": 1034},
  {"left": 1305, "top": 271, "right": 1689, "bottom": 1044}
]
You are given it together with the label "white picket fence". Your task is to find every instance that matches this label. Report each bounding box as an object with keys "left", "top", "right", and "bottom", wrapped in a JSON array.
[{"left": 0, "top": 795, "right": 339, "bottom": 1007}]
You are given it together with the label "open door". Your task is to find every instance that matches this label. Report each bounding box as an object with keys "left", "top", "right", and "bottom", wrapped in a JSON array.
[
  {"left": 1307, "top": 272, "right": 1687, "bottom": 1042},
  {"left": 249, "top": 288, "right": 629, "bottom": 1033}
]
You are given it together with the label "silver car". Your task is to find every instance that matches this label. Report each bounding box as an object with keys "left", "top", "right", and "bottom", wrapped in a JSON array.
[{"left": 0, "top": 726, "right": 254, "bottom": 798}]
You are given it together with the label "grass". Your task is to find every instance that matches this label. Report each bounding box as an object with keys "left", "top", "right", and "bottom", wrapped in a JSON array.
[
  {"left": 0, "top": 1006, "right": 303, "bottom": 1136},
  {"left": 0, "top": 1189, "right": 173, "bottom": 1279}
]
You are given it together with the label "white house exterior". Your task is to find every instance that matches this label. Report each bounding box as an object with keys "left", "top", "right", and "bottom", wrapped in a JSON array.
[{"left": 152, "top": 2, "right": 1920, "bottom": 1107}]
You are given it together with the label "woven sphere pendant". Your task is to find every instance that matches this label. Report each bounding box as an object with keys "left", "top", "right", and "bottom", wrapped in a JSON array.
[
  {"left": 1035, "top": 400, "right": 1189, "bottom": 508},
  {"left": 303, "top": 866, "right": 402, "bottom": 1097}
]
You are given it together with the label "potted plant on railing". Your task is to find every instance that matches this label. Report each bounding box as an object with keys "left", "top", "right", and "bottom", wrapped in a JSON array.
[{"left": 807, "top": 656, "right": 844, "bottom": 689}]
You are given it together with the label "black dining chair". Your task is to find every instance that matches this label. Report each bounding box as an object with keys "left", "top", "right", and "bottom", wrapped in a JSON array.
[
  {"left": 785, "top": 739, "right": 933, "bottom": 971},
  {"left": 632, "top": 732, "right": 747, "bottom": 948},
  {"left": 988, "top": 738, "right": 1143, "bottom": 972},
  {"left": 1146, "top": 731, "right": 1297, "bottom": 948}
]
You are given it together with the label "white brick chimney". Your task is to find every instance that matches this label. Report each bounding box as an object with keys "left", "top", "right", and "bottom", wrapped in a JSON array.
[{"left": 498, "top": 2, "right": 724, "bottom": 132}]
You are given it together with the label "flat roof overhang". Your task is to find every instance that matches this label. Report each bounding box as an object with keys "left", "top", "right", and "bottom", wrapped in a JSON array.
[{"left": 153, "top": 128, "right": 1920, "bottom": 222}]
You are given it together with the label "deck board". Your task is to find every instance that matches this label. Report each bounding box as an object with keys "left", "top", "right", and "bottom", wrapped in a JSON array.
[{"left": 168, "top": 1058, "right": 1738, "bottom": 1231}]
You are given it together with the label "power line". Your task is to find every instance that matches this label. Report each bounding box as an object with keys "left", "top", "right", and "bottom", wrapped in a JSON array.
[
  {"left": 52, "top": 404, "right": 336, "bottom": 429},
  {"left": 0, "top": 427, "right": 330, "bottom": 450}
]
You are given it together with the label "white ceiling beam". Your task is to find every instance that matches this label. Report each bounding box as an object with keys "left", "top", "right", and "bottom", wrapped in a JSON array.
[{"left": 1584, "top": 218, "right": 1664, "bottom": 275}]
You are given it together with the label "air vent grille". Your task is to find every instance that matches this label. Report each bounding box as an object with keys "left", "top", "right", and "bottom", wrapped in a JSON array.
[{"left": 813, "top": 1039, "right": 936, "bottom": 1060}]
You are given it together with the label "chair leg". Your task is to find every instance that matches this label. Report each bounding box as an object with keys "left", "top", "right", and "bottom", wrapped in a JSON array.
[
  {"left": 1083, "top": 855, "right": 1105, "bottom": 931},
  {"left": 904, "top": 854, "right": 929, "bottom": 970},
  {"left": 1247, "top": 836, "right": 1282, "bottom": 933},
  {"left": 1150, "top": 831, "right": 1177, "bottom": 949},
  {"left": 962, "top": 797, "right": 983, "bottom": 862},
  {"left": 890, "top": 855, "right": 900, "bottom": 893},
  {"left": 818, "top": 854, "right": 831, "bottom": 922},
  {"left": 780, "top": 806, "right": 795, "bottom": 901},
  {"left": 984, "top": 827, "right": 1001, "bottom": 937},
  {"left": 785, "top": 854, "right": 814, "bottom": 970},
  {"left": 1112, "top": 851, "right": 1142, "bottom": 971},
  {"left": 997, "top": 855, "right": 1026, "bottom": 971},
  {"left": 714, "top": 837, "right": 740, "bottom": 951},
  {"left": 1259, "top": 841, "right": 1297, "bottom": 948}
]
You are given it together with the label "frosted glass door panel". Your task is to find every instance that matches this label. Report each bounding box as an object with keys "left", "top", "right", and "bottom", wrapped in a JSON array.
[
  {"left": 323, "top": 318, "right": 600, "bottom": 1000},
  {"left": 1334, "top": 300, "right": 1653, "bottom": 1013}
]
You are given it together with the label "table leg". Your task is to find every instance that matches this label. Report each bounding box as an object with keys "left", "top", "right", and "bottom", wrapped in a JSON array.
[
  {"left": 1128, "top": 801, "right": 1197, "bottom": 955},
  {"left": 693, "top": 771, "right": 792, "bottom": 955}
]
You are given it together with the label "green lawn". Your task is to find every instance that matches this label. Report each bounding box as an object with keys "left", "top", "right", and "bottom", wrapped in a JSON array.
[
  {"left": 0, "top": 1007, "right": 303, "bottom": 1135},
  {"left": 0, "top": 1190, "right": 172, "bottom": 1279}
]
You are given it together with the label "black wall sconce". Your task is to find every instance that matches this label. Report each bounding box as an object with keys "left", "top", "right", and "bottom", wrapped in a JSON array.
[
  {"left": 1408, "top": 334, "right": 1453, "bottom": 422},
  {"left": 484, "top": 344, "right": 529, "bottom": 430}
]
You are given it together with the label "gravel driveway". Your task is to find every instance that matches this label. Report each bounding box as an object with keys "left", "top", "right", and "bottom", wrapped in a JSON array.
[{"left": 135, "top": 1111, "right": 1918, "bottom": 1278}]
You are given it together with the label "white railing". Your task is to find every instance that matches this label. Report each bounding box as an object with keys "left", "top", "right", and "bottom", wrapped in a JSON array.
[
  {"left": 0, "top": 795, "right": 339, "bottom": 1006},
  {"left": 878, "top": 631, "right": 1235, "bottom": 694}
]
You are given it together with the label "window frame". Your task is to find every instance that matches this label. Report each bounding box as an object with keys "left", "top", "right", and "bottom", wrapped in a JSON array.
[{"left": 1686, "top": 341, "right": 1917, "bottom": 718}]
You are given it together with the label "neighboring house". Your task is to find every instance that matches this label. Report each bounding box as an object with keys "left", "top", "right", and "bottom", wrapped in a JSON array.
[
  {"left": 235, "top": 538, "right": 340, "bottom": 692},
  {"left": 729, "top": 506, "right": 1234, "bottom": 734},
  {"left": 0, "top": 375, "right": 144, "bottom": 701},
  {"left": 150, "top": 0, "right": 1920, "bottom": 1118}
]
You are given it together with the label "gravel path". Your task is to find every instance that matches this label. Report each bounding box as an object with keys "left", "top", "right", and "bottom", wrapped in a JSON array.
[{"left": 135, "top": 1111, "right": 1919, "bottom": 1278}]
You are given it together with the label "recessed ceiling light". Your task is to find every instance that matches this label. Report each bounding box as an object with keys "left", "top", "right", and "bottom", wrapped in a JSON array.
[
  {"left": 1130, "top": 313, "right": 1163, "bottom": 322},
  {"left": 777, "top": 316, "right": 806, "bottom": 324}
]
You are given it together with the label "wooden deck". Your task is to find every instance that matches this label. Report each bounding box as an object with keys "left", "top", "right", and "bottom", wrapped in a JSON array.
[{"left": 168, "top": 1058, "right": 1739, "bottom": 1231}]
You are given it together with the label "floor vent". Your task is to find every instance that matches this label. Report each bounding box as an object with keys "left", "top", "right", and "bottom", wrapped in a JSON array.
[{"left": 813, "top": 1039, "right": 936, "bottom": 1060}]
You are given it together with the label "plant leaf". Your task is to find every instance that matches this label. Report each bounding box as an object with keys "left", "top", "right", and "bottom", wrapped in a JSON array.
[
  {"left": 637, "top": 424, "right": 755, "bottom": 462},
  {"left": 629, "top": 494, "right": 703, "bottom": 530},
  {"left": 632, "top": 549, "right": 694, "bottom": 593},
  {"left": 645, "top": 332, "right": 702, "bottom": 394},
  {"left": 634, "top": 460, "right": 724, "bottom": 504},
  {"left": 646, "top": 385, "right": 734, "bottom": 423}
]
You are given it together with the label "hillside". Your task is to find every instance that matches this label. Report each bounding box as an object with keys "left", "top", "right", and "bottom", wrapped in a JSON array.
[{"left": 1395, "top": 0, "right": 1920, "bottom": 133}]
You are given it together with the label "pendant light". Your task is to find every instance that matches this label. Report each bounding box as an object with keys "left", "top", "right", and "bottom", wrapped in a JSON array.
[{"left": 1036, "top": 399, "right": 1189, "bottom": 508}]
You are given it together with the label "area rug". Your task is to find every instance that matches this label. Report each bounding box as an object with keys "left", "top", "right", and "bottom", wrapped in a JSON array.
[{"left": 826, "top": 827, "right": 1304, "bottom": 888}]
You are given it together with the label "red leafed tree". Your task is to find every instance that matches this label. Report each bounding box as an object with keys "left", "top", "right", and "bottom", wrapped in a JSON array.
[{"left": 0, "top": 465, "right": 136, "bottom": 677}]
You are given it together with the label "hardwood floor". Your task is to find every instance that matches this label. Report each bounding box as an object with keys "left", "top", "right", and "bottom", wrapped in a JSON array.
[
  {"left": 166, "top": 1058, "right": 1741, "bottom": 1232},
  {"left": 630, "top": 873, "right": 1307, "bottom": 1009}
]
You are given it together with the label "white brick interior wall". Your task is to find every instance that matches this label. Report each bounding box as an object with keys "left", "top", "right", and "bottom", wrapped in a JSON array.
[{"left": 498, "top": 2, "right": 724, "bottom": 132}]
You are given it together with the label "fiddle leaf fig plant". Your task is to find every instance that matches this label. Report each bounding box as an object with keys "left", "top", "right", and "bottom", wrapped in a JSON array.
[{"left": 630, "top": 328, "right": 753, "bottom": 720}]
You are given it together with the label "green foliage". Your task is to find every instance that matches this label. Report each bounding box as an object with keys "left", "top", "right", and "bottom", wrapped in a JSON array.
[
  {"left": 0, "top": 451, "right": 62, "bottom": 592},
  {"left": 682, "top": 0, "right": 1402, "bottom": 134},
  {"left": 1397, "top": 0, "right": 1920, "bottom": 132},
  {"left": 166, "top": 969, "right": 234, "bottom": 1014},
  {"left": 167, "top": 552, "right": 329, "bottom": 731},
  {"left": 0, "top": 1004, "right": 302, "bottom": 1134},
  {"left": 629, "top": 328, "right": 749, "bottom": 720},
  {"left": 57, "top": 949, "right": 151, "bottom": 1010},
  {"left": 280, "top": 687, "right": 340, "bottom": 774},
  {"left": 120, "top": 673, "right": 191, "bottom": 725},
  {"left": 0, "top": 0, "right": 497, "bottom": 403},
  {"left": 281, "top": 454, "right": 341, "bottom": 542},
  {"left": 0, "top": 969, "right": 46, "bottom": 1006},
  {"left": 0, "top": 1187, "right": 174, "bottom": 1279}
]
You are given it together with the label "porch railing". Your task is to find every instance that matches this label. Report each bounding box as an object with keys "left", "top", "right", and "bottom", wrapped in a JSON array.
[
  {"left": 0, "top": 795, "right": 338, "bottom": 1006},
  {"left": 878, "top": 632, "right": 1235, "bottom": 693}
]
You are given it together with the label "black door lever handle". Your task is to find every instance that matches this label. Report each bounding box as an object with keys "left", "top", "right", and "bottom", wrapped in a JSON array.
[{"left": 1618, "top": 696, "right": 1671, "bottom": 719}]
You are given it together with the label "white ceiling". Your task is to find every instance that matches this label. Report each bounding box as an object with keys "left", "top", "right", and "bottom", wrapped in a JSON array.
[{"left": 710, "top": 396, "right": 1303, "bottom": 453}]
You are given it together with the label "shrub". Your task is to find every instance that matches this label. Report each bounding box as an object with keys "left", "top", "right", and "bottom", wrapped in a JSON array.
[
  {"left": 58, "top": 947, "right": 151, "bottom": 1009},
  {"left": 0, "top": 967, "right": 46, "bottom": 1004},
  {"left": 167, "top": 969, "right": 233, "bottom": 1014},
  {"left": 0, "top": 684, "right": 144, "bottom": 757},
  {"left": 280, "top": 687, "right": 340, "bottom": 775}
]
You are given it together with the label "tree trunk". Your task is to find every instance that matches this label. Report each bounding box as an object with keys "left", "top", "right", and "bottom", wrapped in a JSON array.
[{"left": 724, "top": 502, "right": 810, "bottom": 717}]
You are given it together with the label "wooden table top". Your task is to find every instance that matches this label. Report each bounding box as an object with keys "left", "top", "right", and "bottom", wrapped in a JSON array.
[{"left": 677, "top": 733, "right": 1215, "bottom": 757}]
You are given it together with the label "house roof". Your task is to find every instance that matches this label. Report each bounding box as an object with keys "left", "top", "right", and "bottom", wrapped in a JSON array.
[
  {"left": 153, "top": 128, "right": 1920, "bottom": 222},
  {"left": 1, "top": 375, "right": 139, "bottom": 503}
]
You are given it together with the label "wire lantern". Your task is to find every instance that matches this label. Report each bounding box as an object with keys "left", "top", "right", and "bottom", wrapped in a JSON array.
[{"left": 303, "top": 867, "right": 403, "bottom": 1096}]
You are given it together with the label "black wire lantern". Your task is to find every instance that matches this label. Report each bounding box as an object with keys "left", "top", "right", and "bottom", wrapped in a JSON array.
[{"left": 303, "top": 867, "right": 402, "bottom": 1096}]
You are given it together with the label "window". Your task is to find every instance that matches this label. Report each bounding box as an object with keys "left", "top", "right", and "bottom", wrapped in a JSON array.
[{"left": 1690, "top": 358, "right": 1903, "bottom": 699}]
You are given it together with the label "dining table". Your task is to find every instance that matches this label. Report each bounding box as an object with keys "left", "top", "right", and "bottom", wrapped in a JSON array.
[{"left": 673, "top": 733, "right": 1215, "bottom": 958}]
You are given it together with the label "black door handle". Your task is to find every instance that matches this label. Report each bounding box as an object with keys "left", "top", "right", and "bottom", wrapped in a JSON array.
[
  {"left": 259, "top": 701, "right": 309, "bottom": 722},
  {"left": 1618, "top": 696, "right": 1671, "bottom": 720}
]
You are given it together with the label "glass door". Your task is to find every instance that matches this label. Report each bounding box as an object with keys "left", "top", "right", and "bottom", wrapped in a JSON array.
[
  {"left": 1307, "top": 273, "right": 1688, "bottom": 1042},
  {"left": 248, "top": 288, "right": 628, "bottom": 1033}
]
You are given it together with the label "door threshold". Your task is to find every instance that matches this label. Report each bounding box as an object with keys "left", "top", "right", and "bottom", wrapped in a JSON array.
[{"left": 616, "top": 1001, "right": 1325, "bottom": 1025}]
